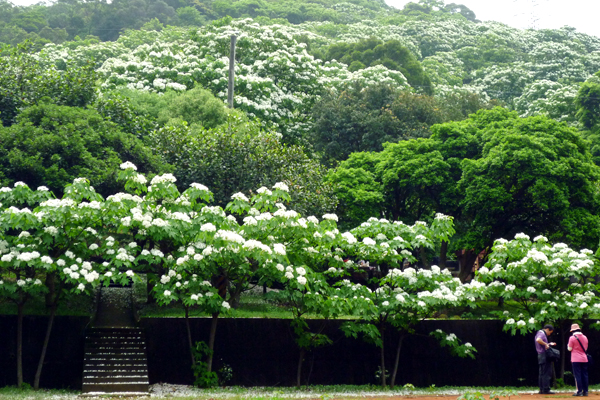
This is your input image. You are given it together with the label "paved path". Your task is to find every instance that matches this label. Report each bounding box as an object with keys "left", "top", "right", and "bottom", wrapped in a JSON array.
[{"left": 93, "top": 287, "right": 136, "bottom": 328}]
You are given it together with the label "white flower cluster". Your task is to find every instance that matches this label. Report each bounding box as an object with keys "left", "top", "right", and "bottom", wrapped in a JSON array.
[
  {"left": 120, "top": 161, "right": 137, "bottom": 170},
  {"left": 150, "top": 174, "right": 177, "bottom": 185},
  {"left": 214, "top": 230, "right": 245, "bottom": 245},
  {"left": 322, "top": 214, "right": 338, "bottom": 222},
  {"left": 40, "top": 199, "right": 76, "bottom": 208},
  {"left": 243, "top": 239, "right": 272, "bottom": 254},
  {"left": 231, "top": 192, "right": 250, "bottom": 202},
  {"left": 190, "top": 183, "right": 209, "bottom": 191}
]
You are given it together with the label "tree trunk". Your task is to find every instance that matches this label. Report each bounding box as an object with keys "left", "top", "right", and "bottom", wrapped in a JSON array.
[
  {"left": 33, "top": 303, "right": 57, "bottom": 389},
  {"left": 228, "top": 283, "right": 244, "bottom": 309},
  {"left": 296, "top": 347, "right": 305, "bottom": 387},
  {"left": 185, "top": 306, "right": 195, "bottom": 366},
  {"left": 559, "top": 322, "right": 567, "bottom": 380},
  {"left": 419, "top": 246, "right": 430, "bottom": 269},
  {"left": 439, "top": 241, "right": 448, "bottom": 269},
  {"left": 456, "top": 249, "right": 478, "bottom": 282},
  {"left": 44, "top": 273, "right": 55, "bottom": 308},
  {"left": 17, "top": 301, "right": 24, "bottom": 388},
  {"left": 380, "top": 323, "right": 386, "bottom": 387},
  {"left": 206, "top": 312, "right": 219, "bottom": 373},
  {"left": 390, "top": 333, "right": 405, "bottom": 388},
  {"left": 146, "top": 278, "right": 156, "bottom": 304},
  {"left": 35, "top": 275, "right": 61, "bottom": 390}
]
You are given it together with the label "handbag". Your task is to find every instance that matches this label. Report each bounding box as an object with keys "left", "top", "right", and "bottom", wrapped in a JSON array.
[
  {"left": 575, "top": 335, "right": 594, "bottom": 366},
  {"left": 546, "top": 346, "right": 561, "bottom": 362},
  {"left": 541, "top": 330, "right": 560, "bottom": 362}
]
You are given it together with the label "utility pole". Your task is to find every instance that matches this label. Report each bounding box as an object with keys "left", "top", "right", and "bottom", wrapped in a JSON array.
[{"left": 227, "top": 35, "right": 237, "bottom": 109}]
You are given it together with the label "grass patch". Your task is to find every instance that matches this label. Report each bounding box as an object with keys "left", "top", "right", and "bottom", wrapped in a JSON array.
[
  {"left": 138, "top": 288, "right": 295, "bottom": 319},
  {"left": 137, "top": 289, "right": 350, "bottom": 319},
  {"left": 3, "top": 288, "right": 596, "bottom": 322},
  {"left": 0, "top": 386, "right": 77, "bottom": 399},
  {"left": 0, "top": 384, "right": 592, "bottom": 400}
]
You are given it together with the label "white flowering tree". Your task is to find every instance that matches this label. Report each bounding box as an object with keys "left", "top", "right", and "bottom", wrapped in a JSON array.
[
  {"left": 113, "top": 163, "right": 308, "bottom": 382},
  {"left": 40, "top": 19, "right": 411, "bottom": 144},
  {"left": 25, "top": 12, "right": 600, "bottom": 140},
  {"left": 101, "top": 163, "right": 230, "bottom": 377},
  {"left": 336, "top": 214, "right": 483, "bottom": 387},
  {"left": 475, "top": 233, "right": 599, "bottom": 378},
  {"left": 205, "top": 181, "right": 458, "bottom": 387},
  {"left": 225, "top": 185, "right": 351, "bottom": 387},
  {"left": 0, "top": 179, "right": 113, "bottom": 388}
]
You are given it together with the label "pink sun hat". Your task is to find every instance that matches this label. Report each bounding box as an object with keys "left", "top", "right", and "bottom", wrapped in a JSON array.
[{"left": 570, "top": 323, "right": 581, "bottom": 332}]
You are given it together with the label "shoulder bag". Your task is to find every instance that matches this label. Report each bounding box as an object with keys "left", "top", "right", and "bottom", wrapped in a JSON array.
[{"left": 575, "top": 335, "right": 593, "bottom": 366}]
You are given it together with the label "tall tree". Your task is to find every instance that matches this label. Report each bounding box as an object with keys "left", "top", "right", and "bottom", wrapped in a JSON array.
[
  {"left": 0, "top": 103, "right": 168, "bottom": 197},
  {"left": 329, "top": 108, "right": 600, "bottom": 275}
]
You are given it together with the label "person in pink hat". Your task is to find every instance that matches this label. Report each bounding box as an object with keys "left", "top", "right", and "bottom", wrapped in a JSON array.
[{"left": 568, "top": 323, "right": 589, "bottom": 396}]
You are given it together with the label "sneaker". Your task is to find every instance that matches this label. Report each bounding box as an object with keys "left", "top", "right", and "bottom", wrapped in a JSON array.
[
  {"left": 573, "top": 393, "right": 583, "bottom": 397},
  {"left": 545, "top": 391, "right": 557, "bottom": 395},
  {"left": 583, "top": 394, "right": 588, "bottom": 397}
]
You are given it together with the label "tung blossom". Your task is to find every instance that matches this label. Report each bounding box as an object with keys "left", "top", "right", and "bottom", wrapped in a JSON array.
[
  {"left": 231, "top": 192, "right": 249, "bottom": 202},
  {"left": 273, "top": 182, "right": 289, "bottom": 192},
  {"left": 322, "top": 213, "right": 338, "bottom": 222},
  {"left": 273, "top": 243, "right": 286, "bottom": 255},
  {"left": 362, "top": 237, "right": 376, "bottom": 245},
  {"left": 120, "top": 161, "right": 137, "bottom": 170}
]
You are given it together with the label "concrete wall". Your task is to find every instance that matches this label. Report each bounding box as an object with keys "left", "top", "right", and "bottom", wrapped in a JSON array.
[
  {"left": 0, "top": 316, "right": 593, "bottom": 389},
  {"left": 0, "top": 316, "right": 88, "bottom": 389}
]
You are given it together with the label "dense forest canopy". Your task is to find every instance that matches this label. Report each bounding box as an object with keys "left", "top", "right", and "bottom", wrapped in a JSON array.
[{"left": 2, "top": 0, "right": 600, "bottom": 272}]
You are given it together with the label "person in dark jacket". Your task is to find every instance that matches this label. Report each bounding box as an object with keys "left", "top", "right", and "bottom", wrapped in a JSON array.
[{"left": 535, "top": 324, "right": 557, "bottom": 394}]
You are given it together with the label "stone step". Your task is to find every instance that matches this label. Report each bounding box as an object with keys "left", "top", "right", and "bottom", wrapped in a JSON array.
[
  {"left": 85, "top": 361, "right": 147, "bottom": 366},
  {"left": 86, "top": 356, "right": 146, "bottom": 360},
  {"left": 85, "top": 363, "right": 148, "bottom": 370},
  {"left": 82, "top": 326, "right": 149, "bottom": 394},
  {"left": 86, "top": 333, "right": 144, "bottom": 339},
  {"left": 83, "top": 376, "right": 149, "bottom": 383},
  {"left": 85, "top": 358, "right": 148, "bottom": 365},
  {"left": 86, "top": 349, "right": 146, "bottom": 355},
  {"left": 85, "top": 363, "right": 147, "bottom": 370},
  {"left": 81, "top": 382, "right": 149, "bottom": 393},
  {"left": 87, "top": 329, "right": 144, "bottom": 334},
  {"left": 85, "top": 348, "right": 146, "bottom": 354},
  {"left": 80, "top": 393, "right": 149, "bottom": 398},
  {"left": 85, "top": 338, "right": 145, "bottom": 343},
  {"left": 84, "top": 369, "right": 148, "bottom": 375},
  {"left": 86, "top": 335, "right": 144, "bottom": 340}
]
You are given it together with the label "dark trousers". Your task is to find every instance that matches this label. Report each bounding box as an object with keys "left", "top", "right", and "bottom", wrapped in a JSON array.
[
  {"left": 572, "top": 362, "right": 589, "bottom": 394},
  {"left": 538, "top": 353, "right": 552, "bottom": 393}
]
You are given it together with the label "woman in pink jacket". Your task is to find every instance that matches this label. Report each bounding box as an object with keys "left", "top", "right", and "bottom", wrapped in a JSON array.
[{"left": 568, "top": 324, "right": 589, "bottom": 396}]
